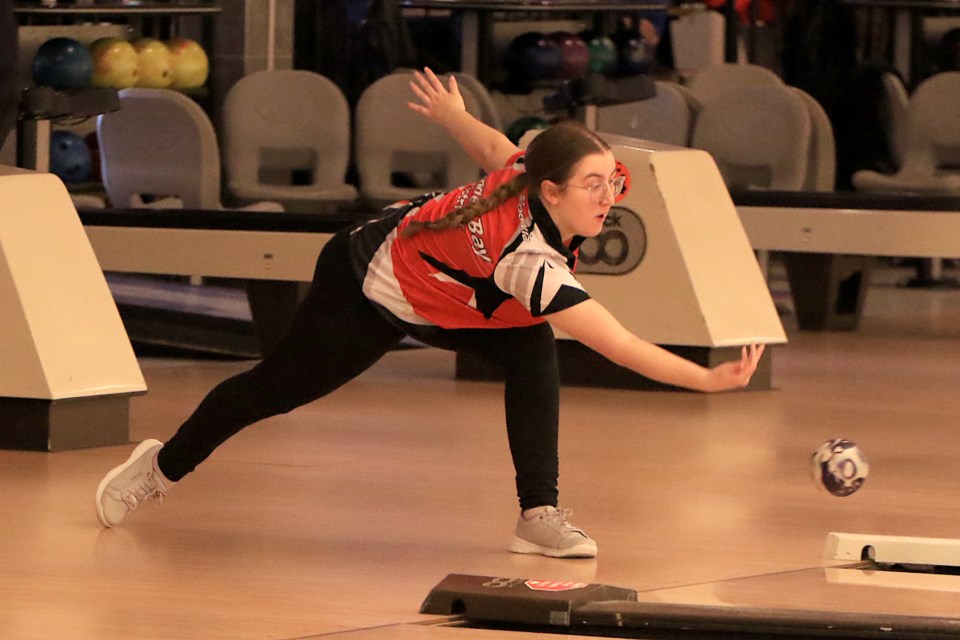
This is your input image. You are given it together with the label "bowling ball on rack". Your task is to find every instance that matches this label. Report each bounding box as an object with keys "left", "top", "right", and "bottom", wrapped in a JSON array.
[
  {"left": 32, "top": 37, "right": 93, "bottom": 90},
  {"left": 49, "top": 130, "right": 92, "bottom": 184},
  {"left": 612, "top": 30, "right": 655, "bottom": 76},
  {"left": 506, "top": 31, "right": 562, "bottom": 82},
  {"left": 165, "top": 37, "right": 209, "bottom": 89},
  {"left": 580, "top": 31, "right": 618, "bottom": 76},
  {"left": 550, "top": 31, "right": 590, "bottom": 80},
  {"left": 89, "top": 37, "right": 139, "bottom": 89},
  {"left": 131, "top": 38, "right": 173, "bottom": 88},
  {"left": 506, "top": 115, "right": 549, "bottom": 146}
]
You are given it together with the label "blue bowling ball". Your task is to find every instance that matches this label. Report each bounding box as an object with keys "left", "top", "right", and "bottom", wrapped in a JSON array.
[
  {"left": 32, "top": 37, "right": 93, "bottom": 90},
  {"left": 49, "top": 130, "right": 92, "bottom": 183},
  {"left": 507, "top": 31, "right": 562, "bottom": 82}
]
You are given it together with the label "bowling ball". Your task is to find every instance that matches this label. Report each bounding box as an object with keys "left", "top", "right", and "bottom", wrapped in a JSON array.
[
  {"left": 810, "top": 439, "right": 869, "bottom": 497},
  {"left": 550, "top": 32, "right": 590, "bottom": 80},
  {"left": 131, "top": 38, "right": 173, "bottom": 88},
  {"left": 507, "top": 31, "right": 562, "bottom": 82},
  {"left": 49, "top": 130, "right": 92, "bottom": 184},
  {"left": 506, "top": 115, "right": 548, "bottom": 145},
  {"left": 580, "top": 31, "right": 618, "bottom": 76},
  {"left": 32, "top": 37, "right": 93, "bottom": 90},
  {"left": 88, "top": 37, "right": 139, "bottom": 89},
  {"left": 612, "top": 31, "right": 655, "bottom": 76},
  {"left": 165, "top": 37, "right": 209, "bottom": 89}
]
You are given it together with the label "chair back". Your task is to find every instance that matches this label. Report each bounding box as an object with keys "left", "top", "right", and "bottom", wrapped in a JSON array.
[
  {"left": 691, "top": 83, "right": 811, "bottom": 191},
  {"left": 221, "top": 70, "right": 356, "bottom": 203},
  {"left": 686, "top": 63, "right": 782, "bottom": 106},
  {"left": 596, "top": 80, "right": 693, "bottom": 147},
  {"left": 880, "top": 71, "right": 909, "bottom": 168},
  {"left": 453, "top": 72, "right": 503, "bottom": 131},
  {"left": 853, "top": 72, "right": 960, "bottom": 192},
  {"left": 791, "top": 87, "right": 836, "bottom": 191},
  {"left": 97, "top": 88, "right": 222, "bottom": 209},
  {"left": 904, "top": 71, "right": 960, "bottom": 172},
  {"left": 355, "top": 71, "right": 483, "bottom": 203}
]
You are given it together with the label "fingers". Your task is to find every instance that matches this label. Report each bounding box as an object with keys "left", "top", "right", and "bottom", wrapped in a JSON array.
[
  {"left": 409, "top": 77, "right": 430, "bottom": 102},
  {"left": 710, "top": 344, "right": 767, "bottom": 392},
  {"left": 412, "top": 67, "right": 445, "bottom": 97},
  {"left": 422, "top": 66, "right": 443, "bottom": 90},
  {"left": 733, "top": 344, "right": 765, "bottom": 384},
  {"left": 408, "top": 67, "right": 456, "bottom": 119},
  {"left": 745, "top": 344, "right": 765, "bottom": 380}
]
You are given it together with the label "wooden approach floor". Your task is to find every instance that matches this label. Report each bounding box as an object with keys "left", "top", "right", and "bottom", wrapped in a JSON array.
[{"left": 2, "top": 263, "right": 960, "bottom": 639}]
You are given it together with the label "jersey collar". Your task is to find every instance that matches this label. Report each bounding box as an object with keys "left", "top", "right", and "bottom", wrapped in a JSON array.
[{"left": 528, "top": 196, "right": 586, "bottom": 259}]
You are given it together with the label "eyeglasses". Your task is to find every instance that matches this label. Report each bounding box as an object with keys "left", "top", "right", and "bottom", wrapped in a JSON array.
[{"left": 567, "top": 176, "right": 626, "bottom": 204}]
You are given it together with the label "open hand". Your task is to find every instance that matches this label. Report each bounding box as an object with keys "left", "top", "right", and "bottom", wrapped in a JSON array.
[
  {"left": 407, "top": 67, "right": 466, "bottom": 126},
  {"left": 705, "top": 344, "right": 765, "bottom": 392}
]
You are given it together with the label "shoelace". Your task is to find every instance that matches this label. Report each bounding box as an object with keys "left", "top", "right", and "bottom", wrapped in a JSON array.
[
  {"left": 120, "top": 473, "right": 166, "bottom": 510},
  {"left": 544, "top": 508, "right": 586, "bottom": 535}
]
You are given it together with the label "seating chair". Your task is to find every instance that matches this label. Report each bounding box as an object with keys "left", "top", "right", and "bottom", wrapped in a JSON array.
[
  {"left": 354, "top": 70, "right": 483, "bottom": 205},
  {"left": 221, "top": 70, "right": 357, "bottom": 213},
  {"left": 691, "top": 83, "right": 811, "bottom": 191},
  {"left": 685, "top": 63, "right": 783, "bottom": 107},
  {"left": 596, "top": 80, "right": 693, "bottom": 147},
  {"left": 97, "top": 88, "right": 282, "bottom": 212},
  {"left": 790, "top": 87, "right": 836, "bottom": 192},
  {"left": 880, "top": 71, "right": 910, "bottom": 169},
  {"left": 853, "top": 72, "right": 960, "bottom": 193},
  {"left": 453, "top": 72, "right": 503, "bottom": 132}
]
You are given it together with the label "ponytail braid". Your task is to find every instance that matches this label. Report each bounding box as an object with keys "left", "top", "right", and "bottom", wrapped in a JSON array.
[{"left": 400, "top": 174, "right": 530, "bottom": 239}]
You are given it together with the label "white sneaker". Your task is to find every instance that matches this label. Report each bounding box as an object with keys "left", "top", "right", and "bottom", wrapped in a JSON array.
[
  {"left": 509, "top": 506, "right": 598, "bottom": 558},
  {"left": 96, "top": 439, "right": 172, "bottom": 528}
]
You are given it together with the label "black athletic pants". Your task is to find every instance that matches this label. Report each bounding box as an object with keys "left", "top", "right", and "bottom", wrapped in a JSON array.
[{"left": 157, "top": 229, "right": 561, "bottom": 510}]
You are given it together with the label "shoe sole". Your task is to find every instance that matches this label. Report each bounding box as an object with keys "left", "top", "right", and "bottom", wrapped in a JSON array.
[
  {"left": 95, "top": 439, "right": 164, "bottom": 528},
  {"left": 509, "top": 536, "right": 598, "bottom": 559}
]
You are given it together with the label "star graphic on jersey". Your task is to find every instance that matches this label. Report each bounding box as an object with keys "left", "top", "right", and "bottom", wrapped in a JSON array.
[{"left": 419, "top": 252, "right": 511, "bottom": 319}]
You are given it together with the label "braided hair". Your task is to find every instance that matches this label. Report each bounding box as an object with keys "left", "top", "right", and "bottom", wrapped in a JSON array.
[
  {"left": 400, "top": 120, "right": 610, "bottom": 239},
  {"left": 400, "top": 173, "right": 529, "bottom": 238}
]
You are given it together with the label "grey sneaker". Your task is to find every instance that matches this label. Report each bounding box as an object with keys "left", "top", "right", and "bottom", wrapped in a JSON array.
[
  {"left": 509, "top": 506, "right": 598, "bottom": 558},
  {"left": 96, "top": 439, "right": 172, "bottom": 528}
]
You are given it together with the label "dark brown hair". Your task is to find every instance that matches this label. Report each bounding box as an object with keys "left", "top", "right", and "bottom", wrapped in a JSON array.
[{"left": 401, "top": 120, "right": 610, "bottom": 239}]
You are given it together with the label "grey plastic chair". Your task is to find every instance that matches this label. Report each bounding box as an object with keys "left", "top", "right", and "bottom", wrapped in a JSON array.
[
  {"left": 686, "top": 63, "right": 782, "bottom": 106},
  {"left": 691, "top": 83, "right": 811, "bottom": 191},
  {"left": 222, "top": 70, "right": 357, "bottom": 212},
  {"left": 453, "top": 72, "right": 503, "bottom": 132},
  {"left": 596, "top": 81, "right": 693, "bottom": 147},
  {"left": 97, "top": 88, "right": 282, "bottom": 212},
  {"left": 790, "top": 87, "right": 836, "bottom": 192},
  {"left": 354, "top": 70, "right": 483, "bottom": 205},
  {"left": 854, "top": 72, "right": 960, "bottom": 193}
]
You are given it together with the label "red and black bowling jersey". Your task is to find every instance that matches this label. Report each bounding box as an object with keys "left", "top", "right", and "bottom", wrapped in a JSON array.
[{"left": 349, "top": 153, "right": 591, "bottom": 335}]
